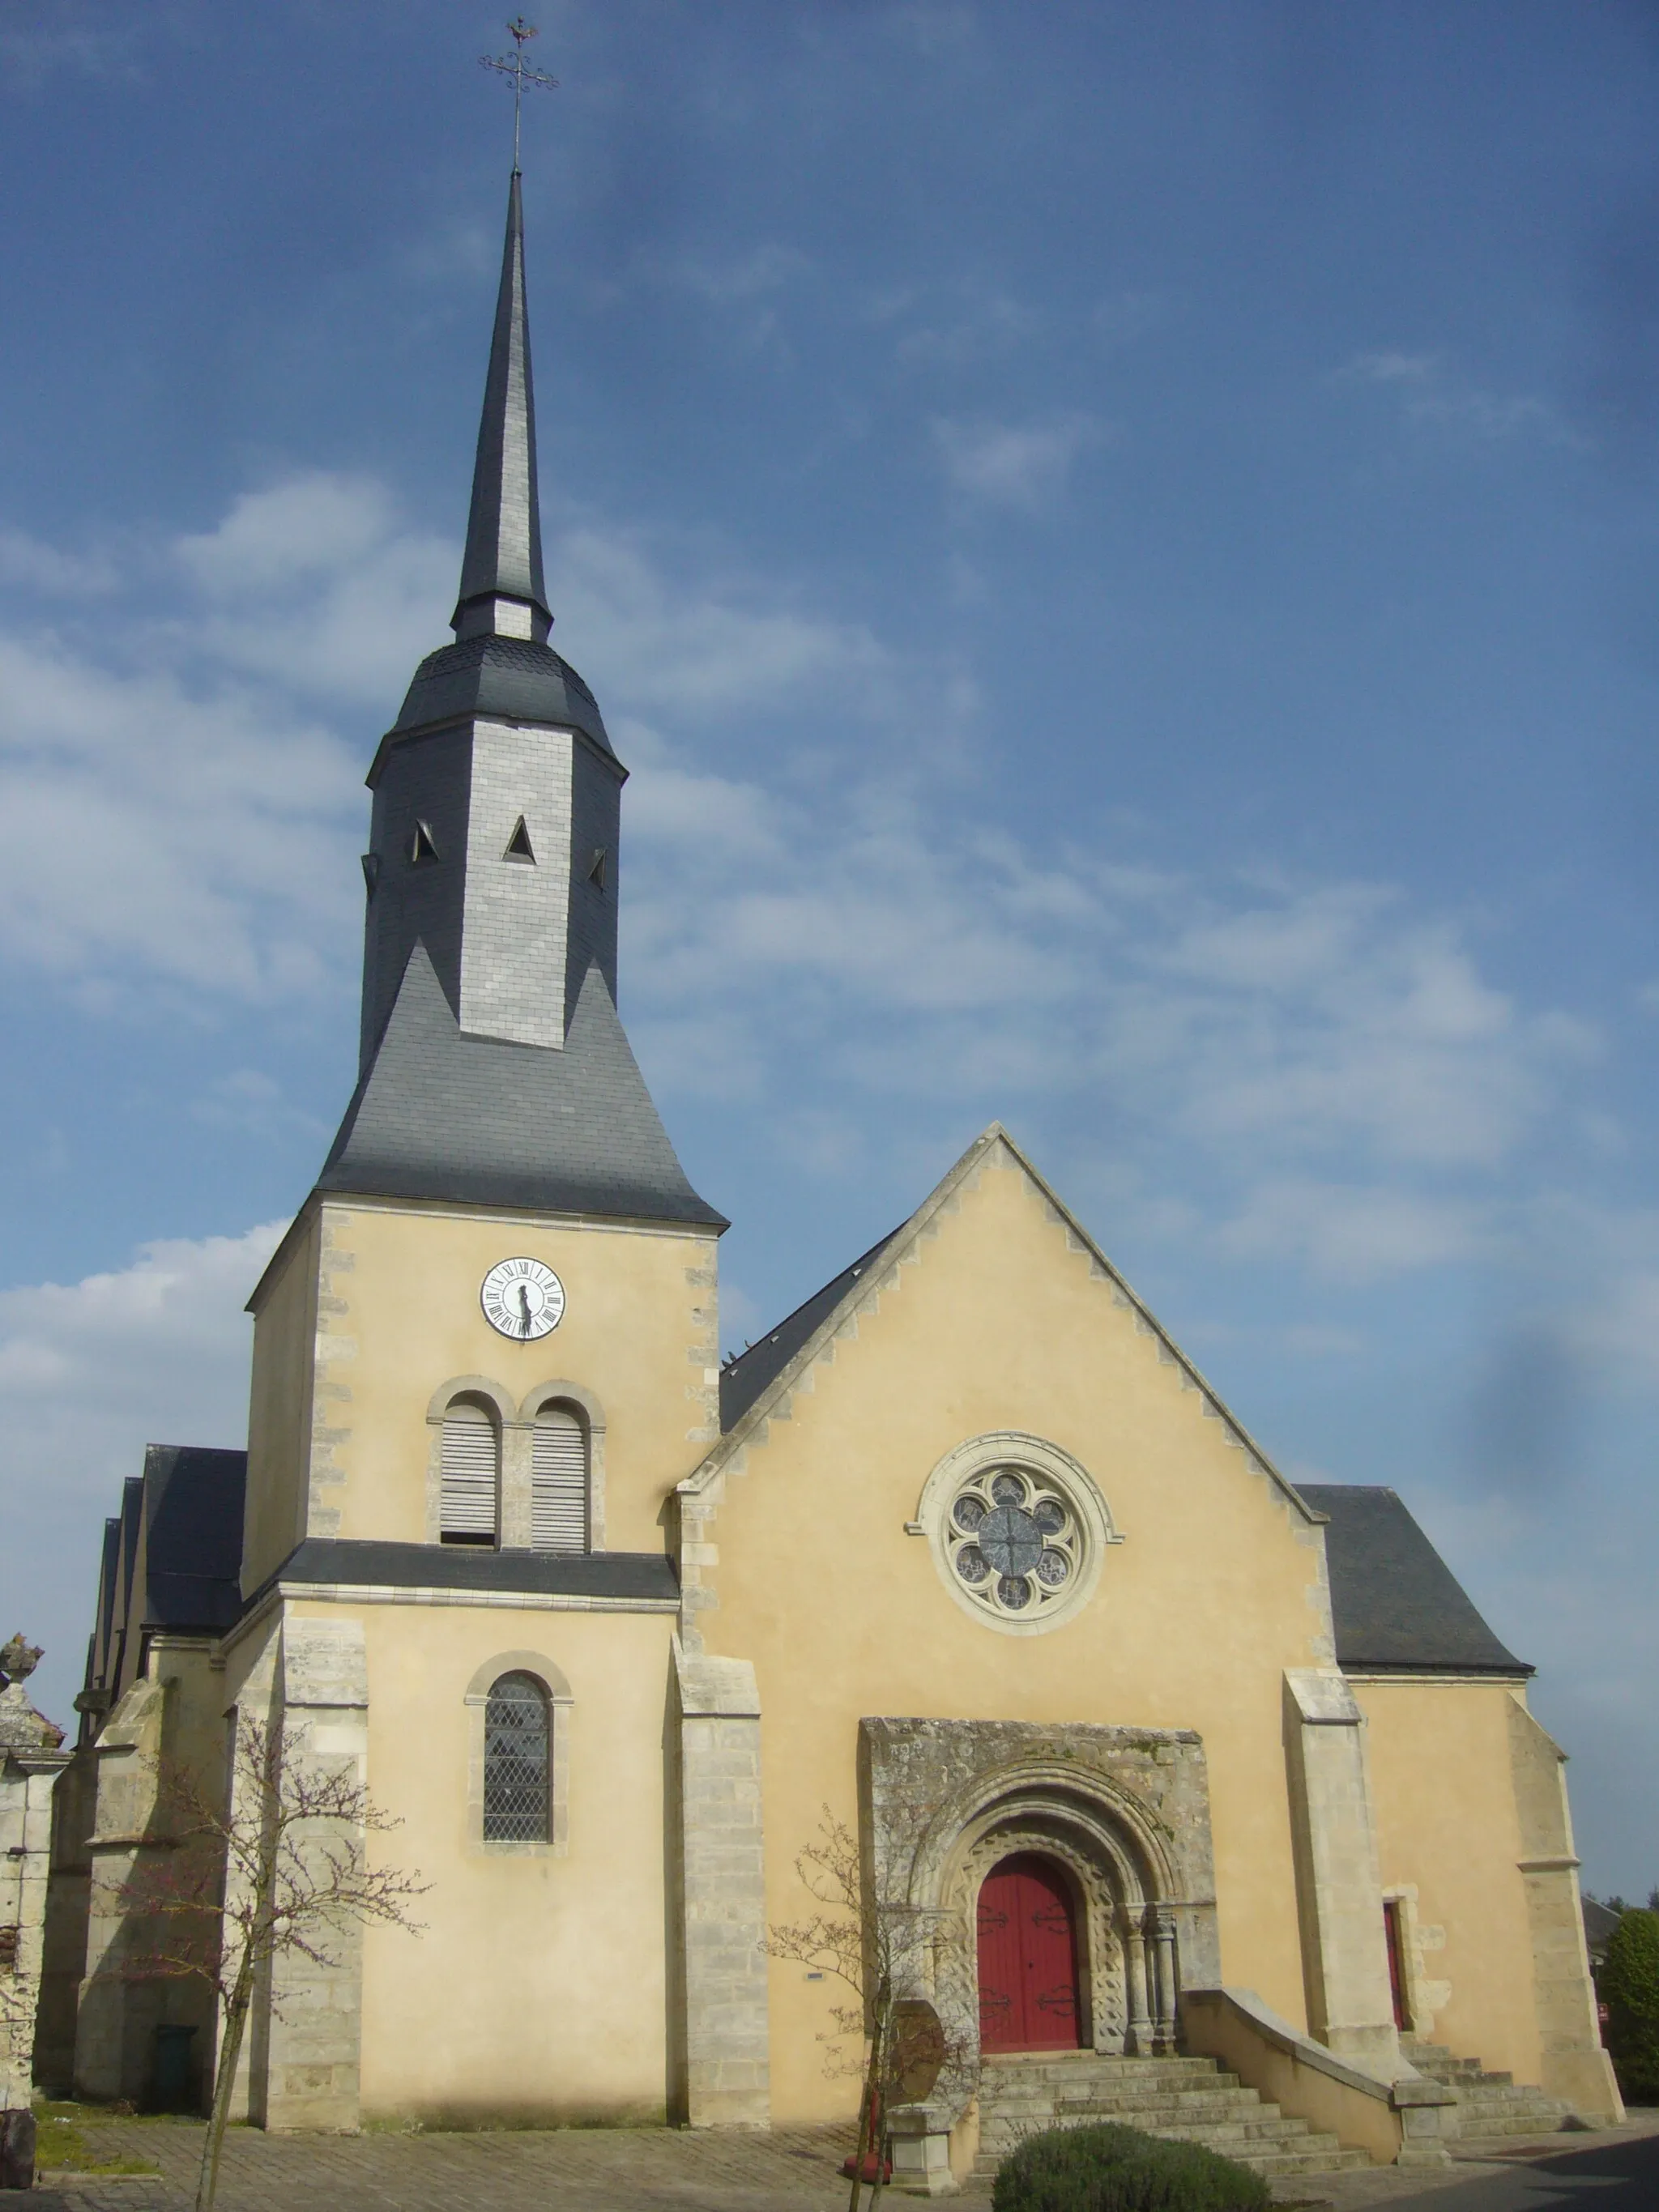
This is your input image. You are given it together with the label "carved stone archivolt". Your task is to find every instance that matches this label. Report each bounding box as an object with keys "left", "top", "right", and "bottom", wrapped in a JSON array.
[{"left": 859, "top": 1718, "right": 1221, "bottom": 2108}]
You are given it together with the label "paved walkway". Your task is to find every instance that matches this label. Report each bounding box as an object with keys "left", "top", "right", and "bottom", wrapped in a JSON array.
[
  {"left": 1314, "top": 2114, "right": 1659, "bottom": 2212},
  {"left": 35, "top": 2116, "right": 902, "bottom": 2212},
  {"left": 28, "top": 2108, "right": 1659, "bottom": 2212}
]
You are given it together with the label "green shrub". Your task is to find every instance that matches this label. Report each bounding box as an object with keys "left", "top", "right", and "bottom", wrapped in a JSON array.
[
  {"left": 1601, "top": 1906, "right": 1659, "bottom": 2104},
  {"left": 992, "top": 2122, "right": 1270, "bottom": 2212}
]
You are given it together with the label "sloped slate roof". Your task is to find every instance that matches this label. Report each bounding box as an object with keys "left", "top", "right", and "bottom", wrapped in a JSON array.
[
  {"left": 386, "top": 634, "right": 612, "bottom": 759},
  {"left": 318, "top": 944, "right": 726, "bottom": 1229},
  {"left": 1299, "top": 1484, "right": 1528, "bottom": 1676},
  {"left": 143, "top": 1445, "right": 247, "bottom": 1633},
  {"left": 251, "top": 1538, "right": 677, "bottom": 1608},
  {"left": 720, "top": 1229, "right": 902, "bottom": 1430}
]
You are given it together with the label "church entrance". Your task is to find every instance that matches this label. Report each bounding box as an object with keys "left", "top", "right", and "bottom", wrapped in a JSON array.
[{"left": 976, "top": 1852, "right": 1082, "bottom": 2052}]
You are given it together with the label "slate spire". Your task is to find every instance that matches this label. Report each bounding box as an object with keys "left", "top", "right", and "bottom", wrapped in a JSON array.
[
  {"left": 323, "top": 165, "right": 725, "bottom": 1233},
  {"left": 451, "top": 173, "right": 553, "bottom": 644}
]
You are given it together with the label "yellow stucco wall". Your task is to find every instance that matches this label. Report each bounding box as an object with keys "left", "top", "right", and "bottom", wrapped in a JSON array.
[
  {"left": 248, "top": 1200, "right": 717, "bottom": 1561},
  {"left": 697, "top": 1153, "right": 1337, "bottom": 2124},
  {"left": 1354, "top": 1677, "right": 1541, "bottom": 2083},
  {"left": 223, "top": 1143, "right": 1582, "bottom": 2127},
  {"left": 343, "top": 1599, "right": 679, "bottom": 2125},
  {"left": 309, "top": 1203, "right": 712, "bottom": 1548},
  {"left": 243, "top": 1205, "right": 322, "bottom": 1590}
]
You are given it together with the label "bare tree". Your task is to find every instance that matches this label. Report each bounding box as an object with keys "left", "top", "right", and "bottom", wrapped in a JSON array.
[
  {"left": 770, "top": 1807, "right": 970, "bottom": 2212},
  {"left": 108, "top": 1716, "right": 426, "bottom": 2212}
]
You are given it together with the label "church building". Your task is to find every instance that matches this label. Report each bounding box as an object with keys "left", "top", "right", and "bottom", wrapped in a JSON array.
[{"left": 37, "top": 172, "right": 1618, "bottom": 2181}]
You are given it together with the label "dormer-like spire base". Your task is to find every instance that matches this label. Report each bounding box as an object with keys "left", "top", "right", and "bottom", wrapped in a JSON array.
[{"left": 451, "top": 173, "right": 553, "bottom": 643}]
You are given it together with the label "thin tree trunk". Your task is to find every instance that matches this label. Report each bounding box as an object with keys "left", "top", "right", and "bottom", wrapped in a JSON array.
[
  {"left": 847, "top": 1997, "right": 887, "bottom": 2212},
  {"left": 866, "top": 1984, "right": 894, "bottom": 2212},
  {"left": 196, "top": 1959, "right": 253, "bottom": 2212}
]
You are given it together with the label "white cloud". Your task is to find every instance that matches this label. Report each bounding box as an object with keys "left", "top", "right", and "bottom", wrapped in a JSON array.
[
  {"left": 897, "top": 292, "right": 1039, "bottom": 369},
  {"left": 0, "top": 1222, "right": 286, "bottom": 1729},
  {"left": 932, "top": 411, "right": 1106, "bottom": 510},
  {"left": 1343, "top": 352, "right": 1580, "bottom": 446},
  {"left": 670, "top": 245, "right": 811, "bottom": 305},
  {"left": 0, "top": 632, "right": 360, "bottom": 993},
  {"left": 0, "top": 526, "right": 119, "bottom": 595},
  {"left": 552, "top": 525, "right": 898, "bottom": 719},
  {"left": 625, "top": 760, "right": 1591, "bottom": 1221},
  {"left": 1215, "top": 1180, "right": 1486, "bottom": 1284},
  {"left": 0, "top": 473, "right": 1602, "bottom": 1306},
  {"left": 173, "top": 474, "right": 457, "bottom": 705}
]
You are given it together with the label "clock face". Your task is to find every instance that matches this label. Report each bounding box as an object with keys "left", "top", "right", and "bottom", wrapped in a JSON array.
[{"left": 480, "top": 1257, "right": 565, "bottom": 1341}]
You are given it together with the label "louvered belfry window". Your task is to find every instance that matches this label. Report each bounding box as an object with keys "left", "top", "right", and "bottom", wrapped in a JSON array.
[
  {"left": 484, "top": 1672, "right": 550, "bottom": 1842},
  {"left": 440, "top": 1398, "right": 499, "bottom": 1544},
  {"left": 531, "top": 1404, "right": 588, "bottom": 1551}
]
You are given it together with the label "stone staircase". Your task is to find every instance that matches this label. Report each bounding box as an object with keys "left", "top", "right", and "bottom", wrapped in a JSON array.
[
  {"left": 1401, "top": 2037, "right": 1575, "bottom": 2148},
  {"left": 975, "top": 2051, "right": 1372, "bottom": 2180}
]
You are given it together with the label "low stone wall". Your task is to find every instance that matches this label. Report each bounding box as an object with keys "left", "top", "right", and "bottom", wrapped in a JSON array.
[{"left": 1180, "top": 1987, "right": 1456, "bottom": 2167}]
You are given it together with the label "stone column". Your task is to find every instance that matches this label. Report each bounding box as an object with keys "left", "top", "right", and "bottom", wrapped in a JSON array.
[
  {"left": 1283, "top": 1669, "right": 1400, "bottom": 2077},
  {"left": 1149, "top": 1911, "right": 1178, "bottom": 2055},
  {"left": 672, "top": 1643, "right": 770, "bottom": 2127},
  {"left": 0, "top": 1660, "right": 71, "bottom": 2109},
  {"left": 1506, "top": 1698, "right": 1623, "bottom": 2122},
  {"left": 73, "top": 1678, "right": 167, "bottom": 2103},
  {"left": 255, "top": 1617, "right": 369, "bottom": 2133},
  {"left": 1121, "top": 1911, "right": 1154, "bottom": 2056}
]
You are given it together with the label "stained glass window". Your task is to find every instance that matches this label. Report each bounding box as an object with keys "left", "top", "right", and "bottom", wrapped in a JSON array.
[
  {"left": 945, "top": 1464, "right": 1082, "bottom": 1624},
  {"left": 484, "top": 1672, "right": 550, "bottom": 1842}
]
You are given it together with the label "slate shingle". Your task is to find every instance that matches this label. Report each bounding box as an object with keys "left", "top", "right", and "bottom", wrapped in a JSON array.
[
  {"left": 719, "top": 1229, "right": 902, "bottom": 1430},
  {"left": 252, "top": 1537, "right": 678, "bottom": 1607},
  {"left": 318, "top": 945, "right": 726, "bottom": 1228},
  {"left": 1299, "top": 1482, "right": 1528, "bottom": 1676}
]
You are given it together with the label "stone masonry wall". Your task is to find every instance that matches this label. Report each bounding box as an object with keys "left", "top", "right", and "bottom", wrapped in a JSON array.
[{"left": 674, "top": 1645, "right": 769, "bottom": 2129}]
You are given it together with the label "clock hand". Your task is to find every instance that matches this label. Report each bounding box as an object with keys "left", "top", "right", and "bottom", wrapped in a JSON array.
[{"left": 518, "top": 1283, "right": 533, "bottom": 1334}]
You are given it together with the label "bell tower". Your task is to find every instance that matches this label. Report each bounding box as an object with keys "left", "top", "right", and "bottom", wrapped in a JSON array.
[
  {"left": 240, "top": 165, "right": 724, "bottom": 1600},
  {"left": 318, "top": 173, "right": 721, "bottom": 1229}
]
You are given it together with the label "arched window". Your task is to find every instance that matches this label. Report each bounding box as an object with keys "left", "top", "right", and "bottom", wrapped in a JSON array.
[
  {"left": 440, "top": 1396, "right": 500, "bottom": 1545},
  {"left": 483, "top": 1672, "right": 549, "bottom": 1842},
  {"left": 531, "top": 1401, "right": 588, "bottom": 1551}
]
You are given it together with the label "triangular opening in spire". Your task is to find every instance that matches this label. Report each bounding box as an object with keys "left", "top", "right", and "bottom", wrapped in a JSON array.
[
  {"left": 410, "top": 820, "right": 440, "bottom": 865},
  {"left": 504, "top": 816, "right": 536, "bottom": 863}
]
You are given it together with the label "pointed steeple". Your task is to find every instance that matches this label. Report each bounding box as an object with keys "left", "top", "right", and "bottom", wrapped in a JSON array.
[
  {"left": 328, "top": 158, "right": 722, "bottom": 1234},
  {"left": 452, "top": 173, "right": 553, "bottom": 643}
]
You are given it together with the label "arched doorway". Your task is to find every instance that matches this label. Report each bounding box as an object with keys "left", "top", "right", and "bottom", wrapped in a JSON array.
[{"left": 976, "top": 1852, "right": 1082, "bottom": 2052}]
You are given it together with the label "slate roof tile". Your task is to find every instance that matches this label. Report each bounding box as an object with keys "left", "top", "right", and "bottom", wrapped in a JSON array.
[
  {"left": 318, "top": 945, "right": 726, "bottom": 1228},
  {"left": 1299, "top": 1482, "right": 1528, "bottom": 1676}
]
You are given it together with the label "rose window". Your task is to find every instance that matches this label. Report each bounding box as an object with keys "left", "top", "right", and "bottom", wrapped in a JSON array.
[{"left": 946, "top": 1465, "right": 1081, "bottom": 1622}]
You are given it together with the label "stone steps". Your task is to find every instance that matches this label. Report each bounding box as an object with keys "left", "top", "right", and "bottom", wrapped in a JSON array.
[
  {"left": 973, "top": 2053, "right": 1371, "bottom": 2180},
  {"left": 1401, "top": 2037, "right": 1573, "bottom": 2146}
]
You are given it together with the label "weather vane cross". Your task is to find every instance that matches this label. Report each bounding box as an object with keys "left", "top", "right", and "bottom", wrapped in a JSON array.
[{"left": 480, "top": 15, "right": 558, "bottom": 175}]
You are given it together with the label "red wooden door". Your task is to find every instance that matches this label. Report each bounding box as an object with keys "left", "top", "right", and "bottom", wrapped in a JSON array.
[{"left": 976, "top": 1853, "right": 1081, "bottom": 2052}]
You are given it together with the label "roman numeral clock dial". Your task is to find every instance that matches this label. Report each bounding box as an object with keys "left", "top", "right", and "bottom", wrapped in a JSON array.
[{"left": 480, "top": 1257, "right": 565, "bottom": 1341}]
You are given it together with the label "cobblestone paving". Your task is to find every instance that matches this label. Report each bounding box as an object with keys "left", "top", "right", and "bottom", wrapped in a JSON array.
[
  {"left": 30, "top": 2109, "right": 1659, "bottom": 2212},
  {"left": 34, "top": 2116, "right": 948, "bottom": 2212}
]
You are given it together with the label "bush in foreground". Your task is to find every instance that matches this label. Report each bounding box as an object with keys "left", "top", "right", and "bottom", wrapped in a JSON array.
[
  {"left": 992, "top": 2121, "right": 1270, "bottom": 2212},
  {"left": 1601, "top": 1907, "right": 1659, "bottom": 2104}
]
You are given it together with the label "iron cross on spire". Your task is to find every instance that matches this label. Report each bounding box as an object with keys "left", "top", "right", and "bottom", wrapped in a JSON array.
[{"left": 480, "top": 15, "right": 558, "bottom": 175}]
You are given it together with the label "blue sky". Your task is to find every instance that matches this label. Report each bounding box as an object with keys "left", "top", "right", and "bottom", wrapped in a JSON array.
[{"left": 3, "top": 1, "right": 1659, "bottom": 1890}]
